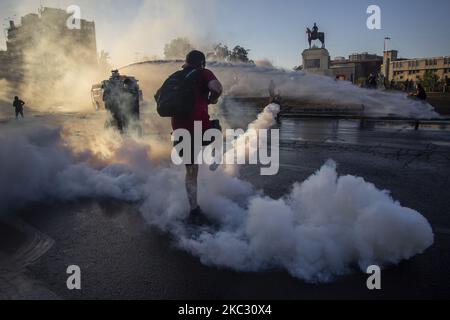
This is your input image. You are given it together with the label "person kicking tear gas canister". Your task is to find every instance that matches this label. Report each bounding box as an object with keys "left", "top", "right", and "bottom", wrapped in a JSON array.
[{"left": 155, "top": 50, "right": 223, "bottom": 224}]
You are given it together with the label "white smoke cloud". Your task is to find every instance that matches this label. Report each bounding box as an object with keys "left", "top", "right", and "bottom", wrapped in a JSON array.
[
  {"left": 0, "top": 79, "right": 12, "bottom": 102},
  {"left": 0, "top": 103, "right": 434, "bottom": 283},
  {"left": 123, "top": 61, "right": 439, "bottom": 119},
  {"left": 183, "top": 160, "right": 433, "bottom": 282},
  {"left": 209, "top": 62, "right": 439, "bottom": 119},
  {"left": 118, "top": 0, "right": 218, "bottom": 65},
  {"left": 0, "top": 0, "right": 220, "bottom": 112}
]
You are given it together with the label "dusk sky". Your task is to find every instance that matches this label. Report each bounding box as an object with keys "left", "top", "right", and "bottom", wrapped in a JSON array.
[{"left": 1, "top": 0, "right": 449, "bottom": 68}]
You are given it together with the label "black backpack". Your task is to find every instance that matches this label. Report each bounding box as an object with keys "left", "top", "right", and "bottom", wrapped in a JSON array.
[{"left": 154, "top": 68, "right": 199, "bottom": 117}]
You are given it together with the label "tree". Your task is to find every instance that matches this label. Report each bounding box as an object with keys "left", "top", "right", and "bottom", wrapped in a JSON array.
[
  {"left": 229, "top": 45, "right": 253, "bottom": 63},
  {"left": 164, "top": 38, "right": 193, "bottom": 60},
  {"left": 209, "top": 43, "right": 231, "bottom": 61},
  {"left": 421, "top": 70, "right": 439, "bottom": 92}
]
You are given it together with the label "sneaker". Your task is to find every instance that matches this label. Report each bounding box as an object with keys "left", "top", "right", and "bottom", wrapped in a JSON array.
[
  {"left": 187, "top": 206, "right": 213, "bottom": 226},
  {"left": 209, "top": 163, "right": 220, "bottom": 172}
]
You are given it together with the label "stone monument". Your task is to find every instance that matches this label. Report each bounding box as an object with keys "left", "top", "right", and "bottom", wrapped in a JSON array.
[{"left": 302, "top": 23, "right": 332, "bottom": 77}]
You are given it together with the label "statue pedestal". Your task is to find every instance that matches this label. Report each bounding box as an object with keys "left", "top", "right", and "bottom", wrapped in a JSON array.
[{"left": 302, "top": 47, "right": 332, "bottom": 77}]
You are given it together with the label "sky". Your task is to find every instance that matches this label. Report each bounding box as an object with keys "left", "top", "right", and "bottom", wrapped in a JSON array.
[{"left": 1, "top": 0, "right": 449, "bottom": 69}]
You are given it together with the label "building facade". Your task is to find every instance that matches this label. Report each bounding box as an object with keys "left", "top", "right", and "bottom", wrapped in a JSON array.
[
  {"left": 382, "top": 50, "right": 450, "bottom": 84},
  {"left": 330, "top": 52, "right": 383, "bottom": 84},
  {"left": 0, "top": 7, "right": 97, "bottom": 82}
]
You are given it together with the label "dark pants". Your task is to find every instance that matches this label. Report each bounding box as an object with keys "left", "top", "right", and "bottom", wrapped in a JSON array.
[{"left": 15, "top": 108, "right": 24, "bottom": 118}]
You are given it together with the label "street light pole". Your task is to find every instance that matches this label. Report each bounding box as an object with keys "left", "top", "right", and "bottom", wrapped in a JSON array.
[{"left": 384, "top": 37, "right": 391, "bottom": 52}]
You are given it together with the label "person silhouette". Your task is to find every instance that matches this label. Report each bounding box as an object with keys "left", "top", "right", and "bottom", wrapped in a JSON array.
[
  {"left": 312, "top": 23, "right": 319, "bottom": 36},
  {"left": 13, "top": 96, "right": 25, "bottom": 119}
]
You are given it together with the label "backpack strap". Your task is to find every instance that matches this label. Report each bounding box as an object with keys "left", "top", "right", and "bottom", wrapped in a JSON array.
[{"left": 185, "top": 69, "right": 197, "bottom": 79}]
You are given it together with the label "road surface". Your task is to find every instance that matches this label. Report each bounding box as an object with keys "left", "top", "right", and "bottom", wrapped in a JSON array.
[{"left": 1, "top": 108, "right": 450, "bottom": 300}]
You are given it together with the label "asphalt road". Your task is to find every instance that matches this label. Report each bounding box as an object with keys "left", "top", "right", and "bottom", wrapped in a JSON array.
[{"left": 1, "top": 112, "right": 450, "bottom": 300}]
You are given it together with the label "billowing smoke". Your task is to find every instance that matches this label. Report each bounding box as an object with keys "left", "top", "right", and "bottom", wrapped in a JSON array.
[
  {"left": 206, "top": 62, "right": 439, "bottom": 119},
  {"left": 0, "top": 122, "right": 185, "bottom": 215},
  {"left": 187, "top": 160, "right": 433, "bottom": 282},
  {"left": 255, "top": 59, "right": 275, "bottom": 68},
  {"left": 17, "top": 22, "right": 106, "bottom": 112},
  {"left": 0, "top": 79, "right": 12, "bottom": 102},
  {"left": 0, "top": 3, "right": 110, "bottom": 112},
  {"left": 179, "top": 104, "right": 434, "bottom": 281},
  {"left": 220, "top": 103, "right": 280, "bottom": 176},
  {"left": 0, "top": 103, "right": 434, "bottom": 282},
  {"left": 123, "top": 61, "right": 438, "bottom": 119}
]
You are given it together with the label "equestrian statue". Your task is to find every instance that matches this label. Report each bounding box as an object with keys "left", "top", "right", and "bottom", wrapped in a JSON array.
[{"left": 306, "top": 23, "right": 325, "bottom": 48}]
